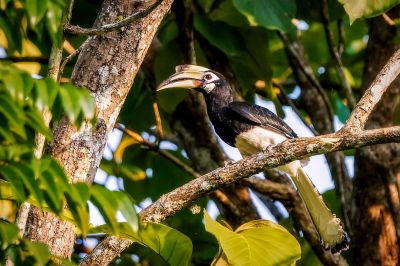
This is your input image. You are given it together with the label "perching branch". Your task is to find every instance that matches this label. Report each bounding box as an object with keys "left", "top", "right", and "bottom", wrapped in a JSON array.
[
  {"left": 64, "top": 0, "right": 163, "bottom": 36},
  {"left": 139, "top": 126, "right": 400, "bottom": 222},
  {"left": 320, "top": 0, "right": 356, "bottom": 109}
]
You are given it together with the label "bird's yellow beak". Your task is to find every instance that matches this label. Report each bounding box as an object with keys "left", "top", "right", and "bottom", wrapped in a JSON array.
[{"left": 157, "top": 65, "right": 209, "bottom": 91}]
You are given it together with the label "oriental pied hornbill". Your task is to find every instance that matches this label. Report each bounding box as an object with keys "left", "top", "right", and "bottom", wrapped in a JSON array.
[{"left": 157, "top": 65, "right": 349, "bottom": 252}]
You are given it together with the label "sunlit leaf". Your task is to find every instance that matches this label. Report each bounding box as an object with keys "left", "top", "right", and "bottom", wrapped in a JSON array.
[
  {"left": 204, "top": 210, "right": 301, "bottom": 266},
  {"left": 338, "top": 0, "right": 400, "bottom": 23}
]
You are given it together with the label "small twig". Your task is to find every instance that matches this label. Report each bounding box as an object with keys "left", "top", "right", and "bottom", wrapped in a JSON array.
[
  {"left": 342, "top": 48, "right": 400, "bottom": 132},
  {"left": 64, "top": 0, "right": 163, "bottom": 36},
  {"left": 382, "top": 13, "right": 396, "bottom": 26},
  {"left": 58, "top": 39, "right": 89, "bottom": 81},
  {"left": 320, "top": 0, "right": 356, "bottom": 109},
  {"left": 152, "top": 102, "right": 164, "bottom": 139},
  {"left": 273, "top": 81, "right": 319, "bottom": 136},
  {"left": 278, "top": 31, "right": 335, "bottom": 123},
  {"left": 115, "top": 123, "right": 199, "bottom": 179},
  {"left": 337, "top": 19, "right": 345, "bottom": 56}
]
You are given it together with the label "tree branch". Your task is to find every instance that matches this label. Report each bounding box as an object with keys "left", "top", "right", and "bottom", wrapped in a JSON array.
[
  {"left": 82, "top": 125, "right": 400, "bottom": 265},
  {"left": 320, "top": 0, "right": 356, "bottom": 109},
  {"left": 342, "top": 48, "right": 400, "bottom": 132},
  {"left": 139, "top": 126, "right": 400, "bottom": 222},
  {"left": 80, "top": 33, "right": 400, "bottom": 266},
  {"left": 64, "top": 0, "right": 163, "bottom": 36}
]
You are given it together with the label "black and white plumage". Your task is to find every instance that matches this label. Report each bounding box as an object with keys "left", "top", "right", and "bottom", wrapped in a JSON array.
[{"left": 158, "top": 64, "right": 349, "bottom": 253}]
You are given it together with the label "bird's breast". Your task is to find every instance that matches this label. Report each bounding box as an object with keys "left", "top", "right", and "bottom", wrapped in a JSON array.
[{"left": 235, "top": 127, "right": 287, "bottom": 156}]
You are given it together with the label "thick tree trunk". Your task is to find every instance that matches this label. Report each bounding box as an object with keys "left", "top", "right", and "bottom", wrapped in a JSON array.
[
  {"left": 23, "top": 0, "right": 174, "bottom": 258},
  {"left": 352, "top": 8, "right": 400, "bottom": 265}
]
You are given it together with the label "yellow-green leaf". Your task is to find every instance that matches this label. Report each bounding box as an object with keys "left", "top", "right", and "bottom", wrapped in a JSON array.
[
  {"left": 204, "top": 210, "right": 301, "bottom": 266},
  {"left": 338, "top": 0, "right": 400, "bottom": 23}
]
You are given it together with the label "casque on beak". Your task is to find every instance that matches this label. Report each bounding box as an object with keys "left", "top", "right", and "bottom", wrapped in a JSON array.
[{"left": 157, "top": 65, "right": 209, "bottom": 91}]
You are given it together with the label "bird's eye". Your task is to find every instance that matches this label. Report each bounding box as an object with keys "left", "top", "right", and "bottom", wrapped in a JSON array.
[{"left": 204, "top": 74, "right": 213, "bottom": 81}]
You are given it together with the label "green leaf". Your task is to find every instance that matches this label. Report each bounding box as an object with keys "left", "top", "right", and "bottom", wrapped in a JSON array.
[
  {"left": 338, "top": 0, "right": 400, "bottom": 23},
  {"left": 204, "top": 211, "right": 301, "bottom": 266},
  {"left": 210, "top": 0, "right": 249, "bottom": 28},
  {"left": 194, "top": 15, "right": 245, "bottom": 56},
  {"left": 65, "top": 183, "right": 90, "bottom": 235},
  {"left": 25, "top": 107, "right": 53, "bottom": 140},
  {"left": 0, "top": 179, "right": 16, "bottom": 200},
  {"left": 45, "top": 1, "right": 63, "bottom": 45},
  {"left": 90, "top": 185, "right": 138, "bottom": 233},
  {"left": 113, "top": 191, "right": 139, "bottom": 232},
  {"left": 18, "top": 164, "right": 44, "bottom": 205},
  {"left": 0, "top": 221, "right": 19, "bottom": 249},
  {"left": 91, "top": 222, "right": 193, "bottom": 266},
  {"left": 44, "top": 77, "right": 59, "bottom": 108},
  {"left": 0, "top": 17, "right": 23, "bottom": 53},
  {"left": 233, "top": 0, "right": 296, "bottom": 32},
  {"left": 77, "top": 89, "right": 95, "bottom": 121},
  {"left": 32, "top": 79, "right": 49, "bottom": 111},
  {"left": 0, "top": 93, "right": 26, "bottom": 139},
  {"left": 23, "top": 241, "right": 52, "bottom": 265},
  {"left": 24, "top": 0, "right": 48, "bottom": 27},
  {"left": 0, "top": 144, "right": 32, "bottom": 161},
  {"left": 0, "top": 165, "right": 27, "bottom": 201},
  {"left": 59, "top": 84, "right": 81, "bottom": 122}
]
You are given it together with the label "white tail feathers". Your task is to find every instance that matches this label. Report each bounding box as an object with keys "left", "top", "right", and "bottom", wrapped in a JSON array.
[{"left": 278, "top": 161, "right": 348, "bottom": 250}]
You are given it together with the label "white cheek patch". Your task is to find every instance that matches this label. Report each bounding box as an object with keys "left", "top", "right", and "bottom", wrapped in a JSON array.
[{"left": 204, "top": 83, "right": 216, "bottom": 93}]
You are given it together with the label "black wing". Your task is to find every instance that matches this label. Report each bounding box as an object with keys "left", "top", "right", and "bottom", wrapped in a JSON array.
[{"left": 228, "top": 101, "right": 297, "bottom": 139}]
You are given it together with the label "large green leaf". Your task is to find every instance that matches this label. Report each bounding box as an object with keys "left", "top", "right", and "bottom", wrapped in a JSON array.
[
  {"left": 233, "top": 0, "right": 296, "bottom": 32},
  {"left": 338, "top": 0, "right": 400, "bottom": 23},
  {"left": 91, "top": 222, "right": 193, "bottom": 266},
  {"left": 204, "top": 211, "right": 301, "bottom": 266},
  {"left": 194, "top": 15, "right": 245, "bottom": 57}
]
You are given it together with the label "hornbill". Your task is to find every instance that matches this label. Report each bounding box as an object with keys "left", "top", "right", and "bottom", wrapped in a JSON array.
[{"left": 157, "top": 65, "right": 349, "bottom": 252}]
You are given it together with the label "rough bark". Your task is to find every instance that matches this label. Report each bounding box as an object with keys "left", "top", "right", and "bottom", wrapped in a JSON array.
[
  {"left": 23, "top": 0, "right": 174, "bottom": 258},
  {"left": 352, "top": 8, "right": 400, "bottom": 265}
]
